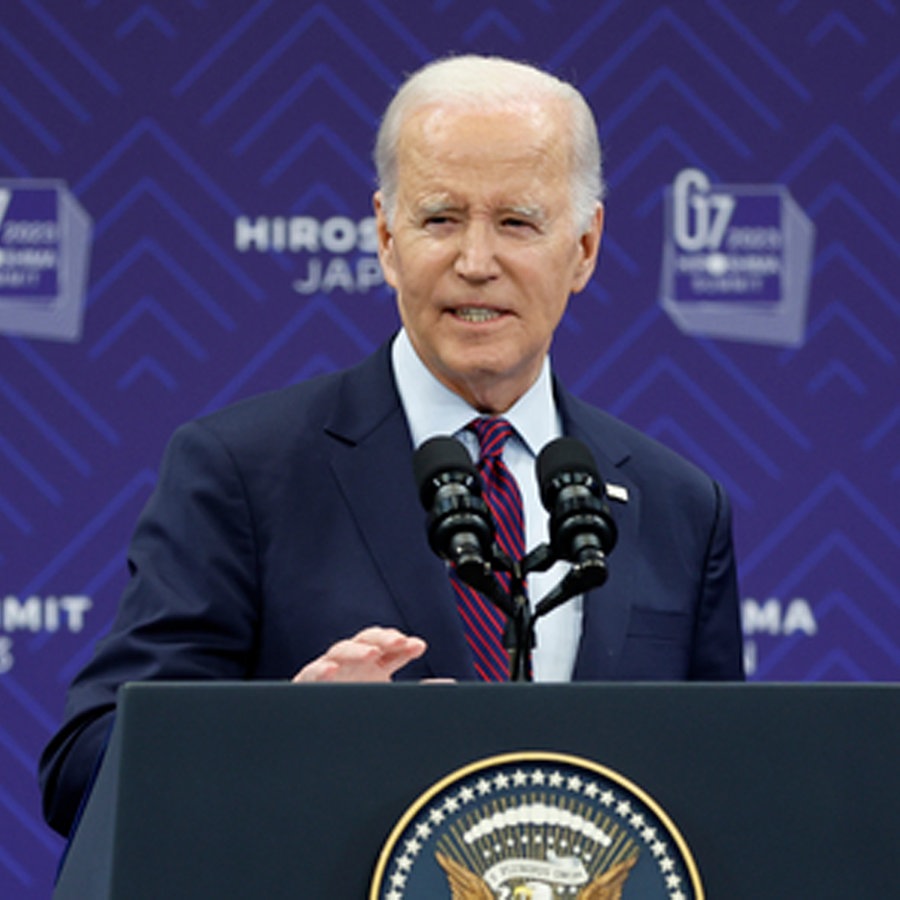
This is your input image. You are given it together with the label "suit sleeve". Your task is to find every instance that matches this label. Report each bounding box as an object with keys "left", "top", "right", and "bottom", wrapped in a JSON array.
[
  {"left": 38, "top": 420, "right": 261, "bottom": 836},
  {"left": 689, "top": 481, "right": 745, "bottom": 680}
]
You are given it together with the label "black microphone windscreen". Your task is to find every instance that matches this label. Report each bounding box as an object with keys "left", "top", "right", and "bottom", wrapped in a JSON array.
[
  {"left": 412, "top": 436, "right": 475, "bottom": 507},
  {"left": 536, "top": 437, "right": 601, "bottom": 507}
]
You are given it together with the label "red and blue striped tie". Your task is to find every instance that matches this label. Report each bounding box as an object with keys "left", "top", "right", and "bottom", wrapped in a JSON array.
[{"left": 451, "top": 417, "right": 526, "bottom": 681}]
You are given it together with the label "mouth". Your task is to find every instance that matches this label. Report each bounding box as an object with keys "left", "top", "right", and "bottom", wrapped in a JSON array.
[{"left": 449, "top": 306, "right": 506, "bottom": 323}]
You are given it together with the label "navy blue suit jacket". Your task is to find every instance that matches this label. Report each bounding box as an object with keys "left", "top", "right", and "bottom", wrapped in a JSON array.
[{"left": 40, "top": 340, "right": 743, "bottom": 835}]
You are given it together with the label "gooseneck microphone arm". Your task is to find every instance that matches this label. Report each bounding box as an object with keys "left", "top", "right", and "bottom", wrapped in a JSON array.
[{"left": 414, "top": 435, "right": 617, "bottom": 682}]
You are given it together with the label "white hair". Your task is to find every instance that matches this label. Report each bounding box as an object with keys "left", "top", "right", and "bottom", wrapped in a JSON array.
[{"left": 374, "top": 55, "right": 604, "bottom": 233}]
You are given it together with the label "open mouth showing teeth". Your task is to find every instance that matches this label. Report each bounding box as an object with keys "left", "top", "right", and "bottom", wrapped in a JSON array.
[{"left": 453, "top": 307, "right": 502, "bottom": 323}]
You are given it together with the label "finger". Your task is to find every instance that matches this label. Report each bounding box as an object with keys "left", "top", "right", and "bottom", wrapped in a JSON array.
[
  {"left": 294, "top": 638, "right": 391, "bottom": 683},
  {"left": 341, "top": 629, "right": 427, "bottom": 677},
  {"left": 349, "top": 626, "right": 417, "bottom": 651},
  {"left": 324, "top": 637, "right": 388, "bottom": 665},
  {"left": 291, "top": 658, "right": 339, "bottom": 683},
  {"left": 292, "top": 639, "right": 382, "bottom": 681},
  {"left": 293, "top": 651, "right": 386, "bottom": 683},
  {"left": 291, "top": 631, "right": 427, "bottom": 683},
  {"left": 377, "top": 636, "right": 427, "bottom": 670}
]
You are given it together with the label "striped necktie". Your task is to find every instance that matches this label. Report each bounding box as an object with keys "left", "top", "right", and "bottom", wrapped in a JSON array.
[{"left": 450, "top": 417, "right": 526, "bottom": 681}]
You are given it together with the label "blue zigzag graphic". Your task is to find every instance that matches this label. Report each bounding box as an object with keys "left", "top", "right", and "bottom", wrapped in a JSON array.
[
  {"left": 90, "top": 297, "right": 208, "bottom": 363},
  {"left": 0, "top": 21, "right": 92, "bottom": 121},
  {"left": 75, "top": 118, "right": 244, "bottom": 215},
  {"left": 600, "top": 68, "right": 753, "bottom": 158},
  {"left": 87, "top": 238, "right": 237, "bottom": 330},
  {"left": 608, "top": 356, "right": 783, "bottom": 477},
  {"left": 262, "top": 122, "right": 376, "bottom": 188},
  {"left": 200, "top": 5, "right": 397, "bottom": 126},
  {"left": 0, "top": 377, "right": 91, "bottom": 475},
  {"left": 779, "top": 124, "right": 900, "bottom": 197},
  {"left": 17, "top": 0, "right": 121, "bottom": 94},
  {"left": 114, "top": 5, "right": 178, "bottom": 40},
  {"left": 461, "top": 9, "right": 525, "bottom": 43},
  {"left": 172, "top": 0, "right": 278, "bottom": 97},
  {"left": 19, "top": 468, "right": 157, "bottom": 596},
  {"left": 92, "top": 177, "right": 265, "bottom": 301},
  {"left": 199, "top": 295, "right": 378, "bottom": 415},
  {"left": 10, "top": 341, "right": 119, "bottom": 445},
  {"left": 706, "top": 0, "right": 811, "bottom": 100},
  {"left": 232, "top": 63, "right": 379, "bottom": 157},
  {"left": 0, "top": 84, "right": 61, "bottom": 154},
  {"left": 579, "top": 8, "right": 782, "bottom": 128},
  {"left": 742, "top": 473, "right": 900, "bottom": 577}
]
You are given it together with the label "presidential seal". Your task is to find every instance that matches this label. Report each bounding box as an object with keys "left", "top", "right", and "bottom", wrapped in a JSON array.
[{"left": 370, "top": 752, "right": 703, "bottom": 899}]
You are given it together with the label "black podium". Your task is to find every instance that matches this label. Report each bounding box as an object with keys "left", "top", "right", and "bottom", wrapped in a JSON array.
[{"left": 54, "top": 682, "right": 898, "bottom": 898}]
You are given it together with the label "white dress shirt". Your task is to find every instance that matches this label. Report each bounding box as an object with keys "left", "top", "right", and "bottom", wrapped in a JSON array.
[{"left": 392, "top": 329, "right": 582, "bottom": 681}]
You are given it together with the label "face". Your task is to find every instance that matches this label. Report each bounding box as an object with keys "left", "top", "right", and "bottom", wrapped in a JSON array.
[{"left": 375, "top": 99, "right": 603, "bottom": 413}]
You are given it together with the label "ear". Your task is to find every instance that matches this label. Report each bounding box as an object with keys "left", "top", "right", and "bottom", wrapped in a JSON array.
[
  {"left": 373, "top": 191, "right": 399, "bottom": 290},
  {"left": 570, "top": 202, "right": 604, "bottom": 293}
]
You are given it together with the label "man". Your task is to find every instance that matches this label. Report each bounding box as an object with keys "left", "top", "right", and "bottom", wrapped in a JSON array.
[{"left": 40, "top": 55, "right": 744, "bottom": 837}]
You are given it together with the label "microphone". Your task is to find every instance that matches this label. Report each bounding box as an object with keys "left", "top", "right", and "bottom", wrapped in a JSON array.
[
  {"left": 536, "top": 437, "right": 617, "bottom": 587},
  {"left": 412, "top": 437, "right": 496, "bottom": 585}
]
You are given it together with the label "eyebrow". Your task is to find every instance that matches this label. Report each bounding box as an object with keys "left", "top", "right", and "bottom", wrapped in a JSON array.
[
  {"left": 501, "top": 204, "right": 547, "bottom": 223},
  {"left": 415, "top": 199, "right": 548, "bottom": 223},
  {"left": 417, "top": 198, "right": 460, "bottom": 217}
]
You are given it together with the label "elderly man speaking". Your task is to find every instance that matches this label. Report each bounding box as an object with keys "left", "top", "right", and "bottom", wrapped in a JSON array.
[{"left": 40, "top": 55, "right": 744, "bottom": 837}]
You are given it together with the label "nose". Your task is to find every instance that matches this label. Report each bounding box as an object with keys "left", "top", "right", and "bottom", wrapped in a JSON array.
[{"left": 454, "top": 220, "right": 500, "bottom": 282}]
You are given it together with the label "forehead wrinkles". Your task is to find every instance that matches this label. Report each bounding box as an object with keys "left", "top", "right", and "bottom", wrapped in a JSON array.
[
  {"left": 396, "top": 107, "right": 572, "bottom": 220},
  {"left": 398, "top": 102, "right": 572, "bottom": 181}
]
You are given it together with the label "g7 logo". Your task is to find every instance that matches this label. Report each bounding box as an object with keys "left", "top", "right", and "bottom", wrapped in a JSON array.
[
  {"left": 0, "top": 188, "right": 11, "bottom": 228},
  {"left": 672, "top": 169, "right": 735, "bottom": 252},
  {"left": 0, "top": 637, "right": 13, "bottom": 674}
]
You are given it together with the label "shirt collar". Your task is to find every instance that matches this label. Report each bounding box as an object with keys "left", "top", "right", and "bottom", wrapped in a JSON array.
[{"left": 391, "top": 329, "right": 560, "bottom": 456}]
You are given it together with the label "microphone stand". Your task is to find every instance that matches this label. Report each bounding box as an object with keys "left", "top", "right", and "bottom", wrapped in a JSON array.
[
  {"left": 458, "top": 542, "right": 610, "bottom": 682},
  {"left": 418, "top": 434, "right": 617, "bottom": 682},
  {"left": 504, "top": 560, "right": 532, "bottom": 682}
]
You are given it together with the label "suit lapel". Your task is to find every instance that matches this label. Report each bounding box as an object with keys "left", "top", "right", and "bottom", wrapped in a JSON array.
[
  {"left": 323, "top": 344, "right": 476, "bottom": 680},
  {"left": 318, "top": 349, "right": 640, "bottom": 682},
  {"left": 557, "top": 386, "right": 639, "bottom": 681}
]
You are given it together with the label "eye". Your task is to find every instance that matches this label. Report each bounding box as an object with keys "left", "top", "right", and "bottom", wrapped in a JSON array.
[
  {"left": 422, "top": 212, "right": 459, "bottom": 230},
  {"left": 501, "top": 215, "right": 539, "bottom": 232}
]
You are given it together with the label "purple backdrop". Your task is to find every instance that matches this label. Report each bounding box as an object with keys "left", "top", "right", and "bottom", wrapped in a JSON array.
[{"left": 1, "top": 1, "right": 898, "bottom": 896}]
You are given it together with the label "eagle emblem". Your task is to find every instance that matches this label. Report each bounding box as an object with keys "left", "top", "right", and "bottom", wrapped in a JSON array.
[
  {"left": 369, "top": 753, "right": 703, "bottom": 899},
  {"left": 437, "top": 851, "right": 638, "bottom": 900}
]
